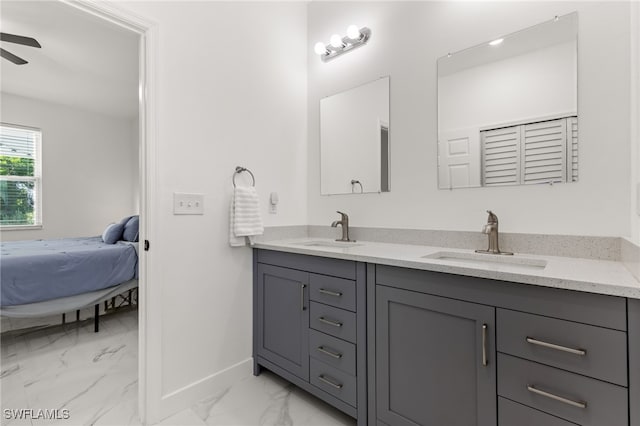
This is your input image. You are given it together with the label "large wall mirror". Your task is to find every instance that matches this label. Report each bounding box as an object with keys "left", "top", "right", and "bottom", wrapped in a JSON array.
[
  {"left": 437, "top": 12, "right": 578, "bottom": 190},
  {"left": 321, "top": 76, "right": 390, "bottom": 195}
]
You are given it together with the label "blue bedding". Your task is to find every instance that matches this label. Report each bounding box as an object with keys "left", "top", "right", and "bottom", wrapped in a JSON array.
[{"left": 1, "top": 237, "right": 138, "bottom": 307}]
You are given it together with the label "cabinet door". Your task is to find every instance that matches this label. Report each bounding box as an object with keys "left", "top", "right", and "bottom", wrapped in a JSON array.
[
  {"left": 376, "top": 285, "right": 496, "bottom": 426},
  {"left": 257, "top": 264, "right": 309, "bottom": 380}
]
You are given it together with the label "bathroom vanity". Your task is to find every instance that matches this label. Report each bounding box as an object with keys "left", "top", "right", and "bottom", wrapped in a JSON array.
[
  {"left": 253, "top": 250, "right": 368, "bottom": 422},
  {"left": 252, "top": 240, "right": 640, "bottom": 426}
]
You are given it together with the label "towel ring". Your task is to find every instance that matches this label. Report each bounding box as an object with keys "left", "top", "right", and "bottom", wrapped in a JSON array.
[{"left": 233, "top": 166, "right": 255, "bottom": 188}]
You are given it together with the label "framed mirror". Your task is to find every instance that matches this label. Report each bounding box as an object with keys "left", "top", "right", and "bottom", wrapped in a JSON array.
[
  {"left": 321, "top": 76, "right": 390, "bottom": 195},
  {"left": 437, "top": 12, "right": 578, "bottom": 190}
]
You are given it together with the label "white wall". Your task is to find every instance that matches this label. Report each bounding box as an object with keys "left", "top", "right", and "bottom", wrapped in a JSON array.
[
  {"left": 308, "top": 2, "right": 631, "bottom": 237},
  {"left": 117, "top": 1, "right": 308, "bottom": 422},
  {"left": 439, "top": 41, "right": 577, "bottom": 132},
  {"left": 631, "top": 1, "right": 640, "bottom": 244},
  {"left": 0, "top": 93, "right": 138, "bottom": 241}
]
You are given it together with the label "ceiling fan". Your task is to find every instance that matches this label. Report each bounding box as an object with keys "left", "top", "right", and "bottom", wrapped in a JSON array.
[{"left": 0, "top": 32, "right": 41, "bottom": 65}]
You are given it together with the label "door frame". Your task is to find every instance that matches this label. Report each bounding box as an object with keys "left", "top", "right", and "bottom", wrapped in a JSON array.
[{"left": 59, "top": 1, "right": 157, "bottom": 423}]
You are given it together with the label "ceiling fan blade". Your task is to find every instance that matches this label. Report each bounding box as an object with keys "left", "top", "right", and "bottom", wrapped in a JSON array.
[
  {"left": 1, "top": 48, "right": 28, "bottom": 65},
  {"left": 0, "top": 33, "right": 41, "bottom": 48}
]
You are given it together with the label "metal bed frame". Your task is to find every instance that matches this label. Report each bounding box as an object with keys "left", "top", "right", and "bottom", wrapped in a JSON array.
[{"left": 60, "top": 287, "right": 138, "bottom": 332}]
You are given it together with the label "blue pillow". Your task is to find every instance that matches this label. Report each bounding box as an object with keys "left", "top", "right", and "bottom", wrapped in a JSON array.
[
  {"left": 123, "top": 215, "right": 139, "bottom": 242},
  {"left": 102, "top": 222, "right": 125, "bottom": 244}
]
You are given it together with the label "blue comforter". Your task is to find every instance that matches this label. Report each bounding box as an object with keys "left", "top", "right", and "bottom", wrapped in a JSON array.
[{"left": 1, "top": 237, "right": 138, "bottom": 306}]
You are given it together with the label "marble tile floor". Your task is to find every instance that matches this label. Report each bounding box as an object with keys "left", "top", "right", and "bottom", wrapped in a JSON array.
[
  {"left": 158, "top": 371, "right": 356, "bottom": 426},
  {"left": 1, "top": 309, "right": 139, "bottom": 426},
  {"left": 2, "top": 310, "right": 355, "bottom": 426}
]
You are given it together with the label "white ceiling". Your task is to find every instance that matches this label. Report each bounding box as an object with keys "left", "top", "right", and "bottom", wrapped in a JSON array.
[
  {"left": 0, "top": 0, "right": 139, "bottom": 119},
  {"left": 438, "top": 12, "right": 578, "bottom": 77}
]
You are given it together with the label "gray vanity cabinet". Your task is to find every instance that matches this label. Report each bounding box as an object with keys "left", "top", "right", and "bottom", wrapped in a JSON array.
[
  {"left": 370, "top": 264, "right": 632, "bottom": 426},
  {"left": 253, "top": 249, "right": 368, "bottom": 425},
  {"left": 375, "top": 285, "right": 496, "bottom": 426},
  {"left": 255, "top": 249, "right": 637, "bottom": 426},
  {"left": 255, "top": 263, "right": 310, "bottom": 380}
]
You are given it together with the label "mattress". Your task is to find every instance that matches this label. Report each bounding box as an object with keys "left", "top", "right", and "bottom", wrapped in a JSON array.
[{"left": 1, "top": 237, "right": 138, "bottom": 307}]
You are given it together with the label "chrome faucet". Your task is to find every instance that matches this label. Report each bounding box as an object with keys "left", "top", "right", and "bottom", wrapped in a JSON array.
[
  {"left": 331, "top": 211, "right": 355, "bottom": 242},
  {"left": 475, "top": 210, "right": 513, "bottom": 255}
]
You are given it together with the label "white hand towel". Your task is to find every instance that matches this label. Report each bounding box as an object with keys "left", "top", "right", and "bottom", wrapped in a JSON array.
[
  {"left": 229, "top": 201, "right": 246, "bottom": 247},
  {"left": 229, "top": 186, "right": 264, "bottom": 247}
]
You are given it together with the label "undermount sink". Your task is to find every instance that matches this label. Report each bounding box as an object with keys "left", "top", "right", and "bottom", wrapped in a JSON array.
[
  {"left": 297, "top": 240, "right": 363, "bottom": 248},
  {"left": 423, "top": 251, "right": 547, "bottom": 270}
]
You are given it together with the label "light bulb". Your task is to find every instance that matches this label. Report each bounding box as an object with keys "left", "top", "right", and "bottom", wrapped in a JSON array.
[
  {"left": 346, "top": 25, "right": 361, "bottom": 40},
  {"left": 330, "top": 34, "right": 344, "bottom": 48},
  {"left": 314, "top": 42, "right": 327, "bottom": 55}
]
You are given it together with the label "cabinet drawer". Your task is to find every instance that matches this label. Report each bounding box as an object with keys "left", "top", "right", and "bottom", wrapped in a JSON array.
[
  {"left": 309, "top": 274, "right": 356, "bottom": 312},
  {"left": 499, "top": 397, "right": 577, "bottom": 426},
  {"left": 309, "top": 329, "right": 356, "bottom": 376},
  {"left": 310, "top": 358, "right": 357, "bottom": 407},
  {"left": 497, "top": 309, "right": 627, "bottom": 386},
  {"left": 498, "top": 353, "right": 628, "bottom": 426},
  {"left": 310, "top": 302, "right": 356, "bottom": 343},
  {"left": 257, "top": 250, "right": 356, "bottom": 279}
]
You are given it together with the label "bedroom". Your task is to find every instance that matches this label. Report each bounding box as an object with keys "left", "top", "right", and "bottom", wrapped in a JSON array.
[
  {"left": 0, "top": 1, "right": 142, "bottom": 421},
  {"left": 0, "top": 0, "right": 140, "bottom": 324}
]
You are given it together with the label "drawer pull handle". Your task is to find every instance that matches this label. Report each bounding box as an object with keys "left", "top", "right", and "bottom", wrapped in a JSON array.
[
  {"left": 300, "top": 284, "right": 306, "bottom": 311},
  {"left": 526, "top": 337, "right": 586, "bottom": 356},
  {"left": 319, "top": 288, "right": 343, "bottom": 297},
  {"left": 318, "top": 374, "right": 343, "bottom": 389},
  {"left": 318, "top": 317, "right": 343, "bottom": 327},
  {"left": 527, "top": 385, "right": 587, "bottom": 409},
  {"left": 482, "top": 324, "right": 488, "bottom": 366},
  {"left": 317, "top": 346, "right": 343, "bottom": 359}
]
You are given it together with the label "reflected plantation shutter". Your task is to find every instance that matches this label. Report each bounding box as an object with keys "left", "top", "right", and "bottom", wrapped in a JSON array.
[
  {"left": 521, "top": 119, "right": 567, "bottom": 185},
  {"left": 481, "top": 116, "right": 577, "bottom": 187},
  {"left": 481, "top": 126, "right": 521, "bottom": 186},
  {"left": 568, "top": 117, "right": 579, "bottom": 182}
]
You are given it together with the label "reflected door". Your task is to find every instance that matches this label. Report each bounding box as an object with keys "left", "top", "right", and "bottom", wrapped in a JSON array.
[{"left": 438, "top": 129, "right": 481, "bottom": 189}]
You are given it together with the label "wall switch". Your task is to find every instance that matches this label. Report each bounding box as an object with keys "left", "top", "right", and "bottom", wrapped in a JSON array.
[
  {"left": 269, "top": 192, "right": 278, "bottom": 214},
  {"left": 173, "top": 193, "right": 204, "bottom": 215}
]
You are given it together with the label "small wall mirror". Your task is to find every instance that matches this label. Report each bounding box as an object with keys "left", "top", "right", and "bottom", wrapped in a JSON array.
[
  {"left": 321, "top": 76, "right": 390, "bottom": 195},
  {"left": 437, "top": 12, "right": 578, "bottom": 190}
]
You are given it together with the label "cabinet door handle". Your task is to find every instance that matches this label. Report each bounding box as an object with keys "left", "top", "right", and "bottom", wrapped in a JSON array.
[
  {"left": 526, "top": 337, "right": 586, "bottom": 356},
  {"left": 527, "top": 385, "right": 587, "bottom": 409},
  {"left": 319, "top": 288, "right": 343, "bottom": 297},
  {"left": 317, "top": 346, "right": 343, "bottom": 359},
  {"left": 318, "top": 374, "right": 343, "bottom": 389},
  {"left": 482, "top": 323, "right": 488, "bottom": 366},
  {"left": 300, "top": 284, "right": 306, "bottom": 311},
  {"left": 318, "top": 317, "right": 343, "bottom": 327}
]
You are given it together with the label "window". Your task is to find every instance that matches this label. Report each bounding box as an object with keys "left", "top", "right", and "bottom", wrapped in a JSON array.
[{"left": 0, "top": 124, "right": 42, "bottom": 228}]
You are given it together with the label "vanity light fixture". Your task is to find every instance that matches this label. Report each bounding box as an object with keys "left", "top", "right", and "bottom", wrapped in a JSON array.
[
  {"left": 489, "top": 38, "right": 504, "bottom": 46},
  {"left": 314, "top": 25, "right": 371, "bottom": 62}
]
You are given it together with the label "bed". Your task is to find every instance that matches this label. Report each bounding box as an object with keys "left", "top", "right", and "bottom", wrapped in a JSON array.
[{"left": 1, "top": 235, "right": 139, "bottom": 332}]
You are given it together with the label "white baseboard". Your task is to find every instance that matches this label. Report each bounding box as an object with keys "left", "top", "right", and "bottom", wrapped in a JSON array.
[{"left": 149, "top": 358, "right": 253, "bottom": 424}]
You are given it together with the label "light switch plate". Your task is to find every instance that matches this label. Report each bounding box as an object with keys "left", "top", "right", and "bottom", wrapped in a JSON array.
[{"left": 174, "top": 193, "right": 204, "bottom": 215}]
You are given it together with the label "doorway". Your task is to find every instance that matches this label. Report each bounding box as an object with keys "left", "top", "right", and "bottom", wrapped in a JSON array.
[{"left": 0, "top": 0, "right": 153, "bottom": 423}]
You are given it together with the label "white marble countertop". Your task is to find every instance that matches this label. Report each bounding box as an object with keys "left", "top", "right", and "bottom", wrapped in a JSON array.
[{"left": 253, "top": 238, "right": 640, "bottom": 299}]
